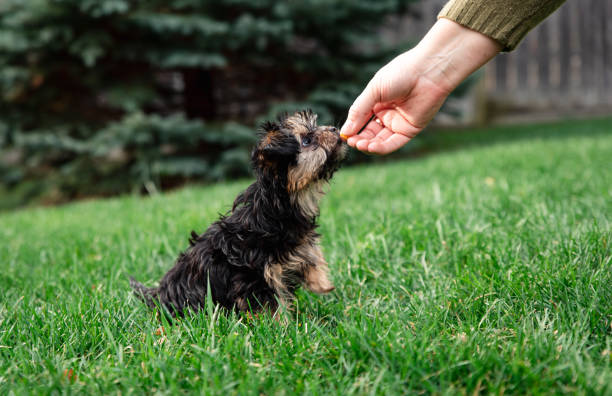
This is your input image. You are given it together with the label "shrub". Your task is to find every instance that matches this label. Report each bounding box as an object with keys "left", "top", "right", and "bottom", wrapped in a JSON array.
[{"left": 0, "top": 0, "right": 413, "bottom": 207}]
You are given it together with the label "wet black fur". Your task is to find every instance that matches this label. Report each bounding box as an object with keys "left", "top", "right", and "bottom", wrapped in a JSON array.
[{"left": 130, "top": 111, "right": 343, "bottom": 316}]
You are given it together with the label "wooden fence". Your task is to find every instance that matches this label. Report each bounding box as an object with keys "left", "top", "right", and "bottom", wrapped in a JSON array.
[
  {"left": 486, "top": 0, "right": 612, "bottom": 110},
  {"left": 391, "top": 0, "right": 612, "bottom": 119}
]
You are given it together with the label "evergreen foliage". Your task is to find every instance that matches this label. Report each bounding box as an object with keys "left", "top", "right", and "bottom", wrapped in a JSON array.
[{"left": 0, "top": 0, "right": 413, "bottom": 207}]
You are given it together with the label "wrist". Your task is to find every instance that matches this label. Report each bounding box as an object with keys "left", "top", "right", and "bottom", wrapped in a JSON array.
[{"left": 412, "top": 18, "right": 502, "bottom": 93}]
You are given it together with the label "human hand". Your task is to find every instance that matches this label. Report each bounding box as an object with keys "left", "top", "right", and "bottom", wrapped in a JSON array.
[{"left": 340, "top": 19, "right": 501, "bottom": 155}]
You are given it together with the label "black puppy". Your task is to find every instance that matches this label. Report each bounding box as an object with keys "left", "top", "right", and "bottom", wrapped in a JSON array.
[{"left": 131, "top": 110, "right": 346, "bottom": 316}]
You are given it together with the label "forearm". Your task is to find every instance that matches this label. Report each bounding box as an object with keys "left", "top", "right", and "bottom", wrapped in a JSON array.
[
  {"left": 340, "top": 18, "right": 502, "bottom": 149},
  {"left": 411, "top": 18, "right": 502, "bottom": 94}
]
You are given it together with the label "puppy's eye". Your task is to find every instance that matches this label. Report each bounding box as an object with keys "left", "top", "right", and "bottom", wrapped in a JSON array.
[{"left": 301, "top": 136, "right": 312, "bottom": 147}]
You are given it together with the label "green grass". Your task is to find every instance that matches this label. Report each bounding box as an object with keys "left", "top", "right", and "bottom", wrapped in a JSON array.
[{"left": 1, "top": 118, "right": 611, "bottom": 395}]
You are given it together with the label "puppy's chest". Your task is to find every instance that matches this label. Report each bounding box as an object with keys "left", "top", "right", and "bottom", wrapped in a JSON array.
[
  {"left": 276, "top": 236, "right": 321, "bottom": 272},
  {"left": 292, "top": 181, "right": 326, "bottom": 218}
]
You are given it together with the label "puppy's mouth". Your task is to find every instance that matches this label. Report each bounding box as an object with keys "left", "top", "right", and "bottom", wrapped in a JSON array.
[
  {"left": 331, "top": 136, "right": 347, "bottom": 161},
  {"left": 317, "top": 139, "right": 345, "bottom": 181}
]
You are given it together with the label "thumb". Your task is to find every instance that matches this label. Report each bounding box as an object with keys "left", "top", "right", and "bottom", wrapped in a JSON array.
[{"left": 340, "top": 84, "right": 378, "bottom": 137}]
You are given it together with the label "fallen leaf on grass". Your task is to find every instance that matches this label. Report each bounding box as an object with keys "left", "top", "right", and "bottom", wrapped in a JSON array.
[{"left": 63, "top": 368, "right": 77, "bottom": 383}]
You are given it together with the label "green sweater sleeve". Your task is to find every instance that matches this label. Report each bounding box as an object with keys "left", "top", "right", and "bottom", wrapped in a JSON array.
[{"left": 438, "top": 0, "right": 566, "bottom": 51}]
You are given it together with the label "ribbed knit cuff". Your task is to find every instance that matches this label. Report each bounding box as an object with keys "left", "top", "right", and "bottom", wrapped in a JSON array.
[{"left": 438, "top": 0, "right": 566, "bottom": 51}]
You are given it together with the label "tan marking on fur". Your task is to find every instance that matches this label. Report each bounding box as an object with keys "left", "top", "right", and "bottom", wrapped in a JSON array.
[
  {"left": 291, "top": 180, "right": 326, "bottom": 218},
  {"left": 288, "top": 124, "right": 309, "bottom": 140},
  {"left": 265, "top": 240, "right": 335, "bottom": 302},
  {"left": 287, "top": 147, "right": 327, "bottom": 192},
  {"left": 304, "top": 264, "right": 334, "bottom": 294},
  {"left": 303, "top": 243, "right": 335, "bottom": 294},
  {"left": 284, "top": 112, "right": 317, "bottom": 139},
  {"left": 263, "top": 259, "right": 298, "bottom": 314},
  {"left": 264, "top": 263, "right": 290, "bottom": 303},
  {"left": 259, "top": 130, "right": 280, "bottom": 147},
  {"left": 319, "top": 128, "right": 340, "bottom": 151},
  {"left": 257, "top": 130, "right": 283, "bottom": 166},
  {"left": 235, "top": 297, "right": 248, "bottom": 311}
]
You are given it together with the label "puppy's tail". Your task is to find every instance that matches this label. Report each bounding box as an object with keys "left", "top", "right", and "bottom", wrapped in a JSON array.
[{"left": 129, "top": 276, "right": 159, "bottom": 309}]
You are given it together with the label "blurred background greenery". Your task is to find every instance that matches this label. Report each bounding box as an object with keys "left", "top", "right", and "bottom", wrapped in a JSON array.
[
  {"left": 1, "top": 0, "right": 610, "bottom": 211},
  {"left": 0, "top": 0, "right": 419, "bottom": 209}
]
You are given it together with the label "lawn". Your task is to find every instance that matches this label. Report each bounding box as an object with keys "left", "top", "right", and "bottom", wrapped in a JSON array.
[{"left": 1, "top": 118, "right": 611, "bottom": 395}]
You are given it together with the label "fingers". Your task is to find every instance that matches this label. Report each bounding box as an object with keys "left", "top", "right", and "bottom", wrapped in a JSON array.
[
  {"left": 347, "top": 122, "right": 412, "bottom": 155},
  {"left": 340, "top": 85, "right": 377, "bottom": 138},
  {"left": 349, "top": 126, "right": 411, "bottom": 155},
  {"left": 346, "top": 120, "right": 382, "bottom": 149},
  {"left": 346, "top": 109, "right": 420, "bottom": 154},
  {"left": 377, "top": 108, "right": 421, "bottom": 138},
  {"left": 366, "top": 132, "right": 412, "bottom": 155},
  {"left": 357, "top": 128, "right": 394, "bottom": 152}
]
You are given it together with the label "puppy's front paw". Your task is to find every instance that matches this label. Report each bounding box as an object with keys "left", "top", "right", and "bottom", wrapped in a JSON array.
[
  {"left": 305, "top": 267, "right": 335, "bottom": 294},
  {"left": 309, "top": 283, "right": 335, "bottom": 294}
]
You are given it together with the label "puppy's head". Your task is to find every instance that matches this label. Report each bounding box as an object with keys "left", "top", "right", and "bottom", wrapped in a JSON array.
[{"left": 253, "top": 110, "right": 346, "bottom": 192}]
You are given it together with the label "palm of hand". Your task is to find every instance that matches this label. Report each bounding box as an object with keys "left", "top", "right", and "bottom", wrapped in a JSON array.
[{"left": 345, "top": 55, "right": 451, "bottom": 155}]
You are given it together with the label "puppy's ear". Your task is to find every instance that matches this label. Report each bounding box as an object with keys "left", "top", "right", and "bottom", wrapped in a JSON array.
[{"left": 253, "top": 122, "right": 299, "bottom": 173}]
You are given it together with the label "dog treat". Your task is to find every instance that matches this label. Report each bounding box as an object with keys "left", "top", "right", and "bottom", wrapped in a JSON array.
[
  {"left": 340, "top": 114, "right": 377, "bottom": 141},
  {"left": 131, "top": 110, "right": 346, "bottom": 317}
]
